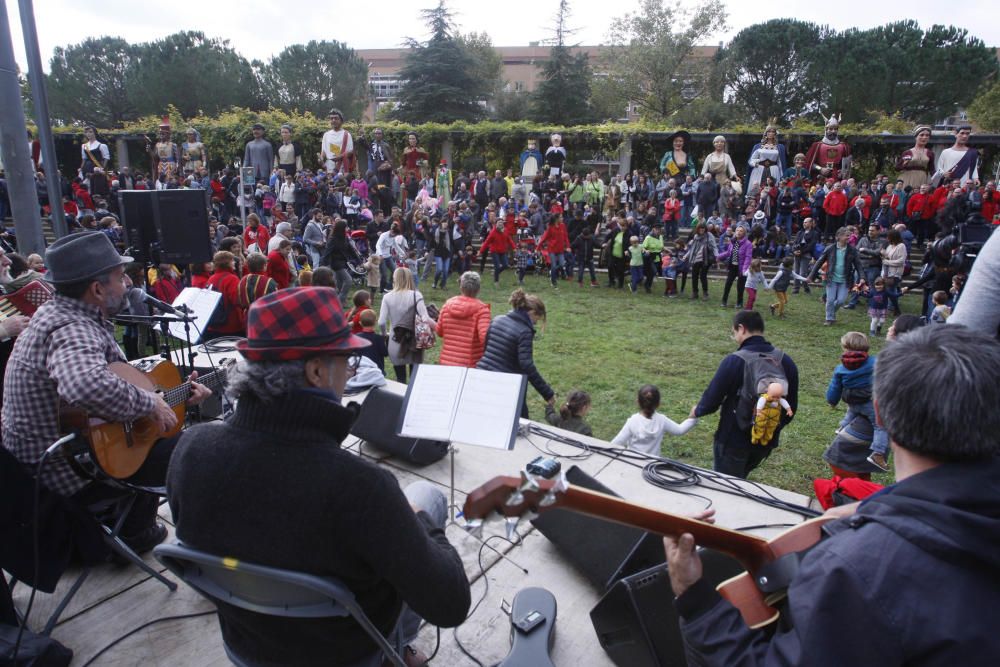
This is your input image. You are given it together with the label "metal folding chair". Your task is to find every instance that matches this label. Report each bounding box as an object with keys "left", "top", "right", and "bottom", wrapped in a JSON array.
[{"left": 154, "top": 542, "right": 406, "bottom": 667}]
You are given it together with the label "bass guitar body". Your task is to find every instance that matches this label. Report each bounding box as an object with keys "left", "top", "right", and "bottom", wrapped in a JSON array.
[{"left": 61, "top": 360, "right": 184, "bottom": 480}]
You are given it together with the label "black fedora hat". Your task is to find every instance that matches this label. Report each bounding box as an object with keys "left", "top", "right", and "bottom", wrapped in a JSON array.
[
  {"left": 666, "top": 130, "right": 691, "bottom": 145},
  {"left": 43, "top": 231, "right": 132, "bottom": 285}
]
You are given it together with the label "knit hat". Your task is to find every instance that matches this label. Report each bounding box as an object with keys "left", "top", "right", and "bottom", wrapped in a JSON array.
[
  {"left": 841, "top": 350, "right": 869, "bottom": 371},
  {"left": 236, "top": 287, "right": 371, "bottom": 361}
]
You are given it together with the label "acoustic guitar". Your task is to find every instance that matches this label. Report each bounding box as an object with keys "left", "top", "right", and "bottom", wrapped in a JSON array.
[
  {"left": 60, "top": 359, "right": 233, "bottom": 479},
  {"left": 464, "top": 472, "right": 831, "bottom": 629}
]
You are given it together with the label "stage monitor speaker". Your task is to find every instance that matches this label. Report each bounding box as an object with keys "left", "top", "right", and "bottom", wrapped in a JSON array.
[
  {"left": 349, "top": 387, "right": 449, "bottom": 465},
  {"left": 153, "top": 189, "right": 212, "bottom": 265},
  {"left": 118, "top": 190, "right": 158, "bottom": 264},
  {"left": 530, "top": 466, "right": 664, "bottom": 591},
  {"left": 590, "top": 551, "right": 744, "bottom": 667}
]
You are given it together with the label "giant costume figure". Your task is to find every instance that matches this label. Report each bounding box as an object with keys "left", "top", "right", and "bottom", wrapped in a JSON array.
[
  {"left": 747, "top": 126, "right": 786, "bottom": 193},
  {"left": 148, "top": 115, "right": 181, "bottom": 182},
  {"left": 804, "top": 115, "right": 852, "bottom": 181}
]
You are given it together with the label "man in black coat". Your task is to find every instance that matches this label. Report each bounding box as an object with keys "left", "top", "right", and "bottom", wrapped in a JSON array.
[
  {"left": 691, "top": 310, "right": 798, "bottom": 479},
  {"left": 695, "top": 173, "right": 720, "bottom": 217},
  {"left": 668, "top": 324, "right": 1000, "bottom": 667},
  {"left": 168, "top": 288, "right": 470, "bottom": 666}
]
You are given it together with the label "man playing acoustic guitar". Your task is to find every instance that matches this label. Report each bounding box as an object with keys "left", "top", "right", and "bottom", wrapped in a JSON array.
[
  {"left": 666, "top": 324, "right": 1000, "bottom": 665},
  {"left": 2, "top": 232, "right": 210, "bottom": 552}
]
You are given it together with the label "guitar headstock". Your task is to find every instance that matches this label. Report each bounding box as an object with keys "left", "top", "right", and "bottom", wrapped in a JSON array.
[{"left": 462, "top": 471, "right": 568, "bottom": 537}]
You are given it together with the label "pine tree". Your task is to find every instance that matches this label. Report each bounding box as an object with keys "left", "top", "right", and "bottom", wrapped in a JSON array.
[
  {"left": 392, "top": 2, "right": 490, "bottom": 123},
  {"left": 529, "top": 0, "right": 594, "bottom": 125}
]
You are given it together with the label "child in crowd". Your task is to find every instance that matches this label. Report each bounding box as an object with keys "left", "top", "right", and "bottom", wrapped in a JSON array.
[
  {"left": 661, "top": 250, "right": 677, "bottom": 297},
  {"left": 766, "top": 257, "right": 808, "bottom": 318},
  {"left": 362, "top": 254, "right": 381, "bottom": 301},
  {"left": 611, "top": 384, "right": 698, "bottom": 456},
  {"left": 404, "top": 249, "right": 421, "bottom": 288},
  {"left": 346, "top": 290, "right": 372, "bottom": 334},
  {"left": 854, "top": 277, "right": 890, "bottom": 336},
  {"left": 826, "top": 332, "right": 890, "bottom": 471},
  {"left": 673, "top": 239, "right": 689, "bottom": 294},
  {"left": 514, "top": 239, "right": 532, "bottom": 285},
  {"left": 930, "top": 290, "right": 952, "bottom": 324},
  {"left": 627, "top": 236, "right": 644, "bottom": 293},
  {"left": 357, "top": 309, "right": 387, "bottom": 374},
  {"left": 545, "top": 390, "right": 593, "bottom": 436},
  {"left": 743, "top": 258, "right": 768, "bottom": 310}
]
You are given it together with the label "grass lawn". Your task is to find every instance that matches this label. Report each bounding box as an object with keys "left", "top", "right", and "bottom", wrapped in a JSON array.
[{"left": 417, "top": 270, "right": 906, "bottom": 497}]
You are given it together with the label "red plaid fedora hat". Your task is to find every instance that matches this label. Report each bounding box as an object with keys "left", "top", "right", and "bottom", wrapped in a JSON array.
[{"left": 235, "top": 287, "right": 371, "bottom": 361}]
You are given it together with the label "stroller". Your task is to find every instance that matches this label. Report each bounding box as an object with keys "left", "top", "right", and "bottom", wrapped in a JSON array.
[{"left": 348, "top": 230, "right": 370, "bottom": 286}]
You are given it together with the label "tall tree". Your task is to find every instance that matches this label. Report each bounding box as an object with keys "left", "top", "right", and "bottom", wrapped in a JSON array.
[
  {"left": 968, "top": 81, "right": 1000, "bottom": 132},
  {"left": 128, "top": 31, "right": 261, "bottom": 118},
  {"left": 261, "top": 41, "right": 369, "bottom": 120},
  {"left": 46, "top": 37, "right": 137, "bottom": 126},
  {"left": 720, "top": 20, "right": 825, "bottom": 123},
  {"left": 603, "top": 0, "right": 728, "bottom": 121},
  {"left": 458, "top": 32, "right": 505, "bottom": 110},
  {"left": 391, "top": 1, "right": 491, "bottom": 123},
  {"left": 529, "top": 0, "right": 594, "bottom": 125}
]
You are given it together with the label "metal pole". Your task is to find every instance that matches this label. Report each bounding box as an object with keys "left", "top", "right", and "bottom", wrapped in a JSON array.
[
  {"left": 19, "top": 0, "right": 66, "bottom": 239},
  {"left": 0, "top": 0, "right": 44, "bottom": 255}
]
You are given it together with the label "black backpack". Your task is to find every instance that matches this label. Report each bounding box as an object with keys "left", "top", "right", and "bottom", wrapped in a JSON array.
[{"left": 733, "top": 348, "right": 788, "bottom": 431}]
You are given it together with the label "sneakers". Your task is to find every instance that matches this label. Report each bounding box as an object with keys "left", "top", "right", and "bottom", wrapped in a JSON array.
[
  {"left": 590, "top": 280, "right": 600, "bottom": 287},
  {"left": 823, "top": 320, "right": 834, "bottom": 326},
  {"left": 720, "top": 302, "right": 729, "bottom": 308},
  {"left": 867, "top": 452, "right": 889, "bottom": 472}
]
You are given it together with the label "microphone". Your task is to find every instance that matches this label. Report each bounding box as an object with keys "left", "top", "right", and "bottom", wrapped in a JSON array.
[{"left": 130, "top": 288, "right": 188, "bottom": 315}]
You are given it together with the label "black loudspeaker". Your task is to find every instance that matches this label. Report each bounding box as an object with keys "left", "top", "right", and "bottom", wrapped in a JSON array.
[
  {"left": 153, "top": 189, "right": 212, "bottom": 265},
  {"left": 531, "top": 466, "right": 664, "bottom": 590},
  {"left": 118, "top": 190, "right": 158, "bottom": 263},
  {"left": 590, "top": 551, "right": 744, "bottom": 667},
  {"left": 350, "top": 387, "right": 449, "bottom": 465}
]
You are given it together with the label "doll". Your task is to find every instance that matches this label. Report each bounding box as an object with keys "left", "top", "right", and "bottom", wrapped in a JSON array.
[{"left": 752, "top": 381, "right": 793, "bottom": 446}]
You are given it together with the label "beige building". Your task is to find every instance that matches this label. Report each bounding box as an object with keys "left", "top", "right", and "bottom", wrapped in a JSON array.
[{"left": 356, "top": 44, "right": 720, "bottom": 121}]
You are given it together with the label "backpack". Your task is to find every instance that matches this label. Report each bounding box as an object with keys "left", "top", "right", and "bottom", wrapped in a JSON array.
[{"left": 734, "top": 348, "right": 788, "bottom": 432}]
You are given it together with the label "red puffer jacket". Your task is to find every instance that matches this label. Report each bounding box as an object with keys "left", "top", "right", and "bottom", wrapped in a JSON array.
[{"left": 436, "top": 295, "right": 491, "bottom": 367}]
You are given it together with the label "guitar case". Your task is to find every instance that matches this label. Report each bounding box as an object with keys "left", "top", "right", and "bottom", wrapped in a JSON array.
[{"left": 496, "top": 587, "right": 557, "bottom": 667}]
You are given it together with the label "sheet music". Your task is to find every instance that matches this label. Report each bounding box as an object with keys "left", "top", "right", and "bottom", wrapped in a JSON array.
[
  {"left": 398, "top": 365, "right": 466, "bottom": 441},
  {"left": 167, "top": 287, "right": 222, "bottom": 343},
  {"left": 449, "top": 368, "right": 524, "bottom": 450}
]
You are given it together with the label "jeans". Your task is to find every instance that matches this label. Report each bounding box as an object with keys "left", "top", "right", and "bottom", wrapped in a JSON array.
[
  {"left": 793, "top": 255, "right": 812, "bottom": 292},
  {"left": 840, "top": 402, "right": 889, "bottom": 456},
  {"left": 333, "top": 267, "right": 353, "bottom": 306},
  {"left": 434, "top": 256, "right": 451, "bottom": 287},
  {"left": 776, "top": 212, "right": 793, "bottom": 238},
  {"left": 345, "top": 482, "right": 448, "bottom": 667},
  {"left": 549, "top": 252, "right": 565, "bottom": 285},
  {"left": 629, "top": 265, "right": 644, "bottom": 291},
  {"left": 608, "top": 256, "right": 626, "bottom": 288},
  {"left": 664, "top": 219, "right": 678, "bottom": 240},
  {"left": 493, "top": 252, "right": 510, "bottom": 282},
  {"left": 576, "top": 257, "right": 596, "bottom": 283},
  {"left": 690, "top": 263, "right": 709, "bottom": 297},
  {"left": 379, "top": 256, "right": 396, "bottom": 291},
  {"left": 884, "top": 276, "right": 901, "bottom": 314},
  {"left": 642, "top": 254, "right": 660, "bottom": 290},
  {"left": 721, "top": 263, "right": 746, "bottom": 306},
  {"left": 713, "top": 439, "right": 772, "bottom": 479},
  {"left": 825, "top": 281, "right": 849, "bottom": 321}
]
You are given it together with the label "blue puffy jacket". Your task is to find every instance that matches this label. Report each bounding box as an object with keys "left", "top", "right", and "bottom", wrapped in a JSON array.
[
  {"left": 476, "top": 309, "right": 553, "bottom": 401},
  {"left": 826, "top": 354, "right": 875, "bottom": 406}
]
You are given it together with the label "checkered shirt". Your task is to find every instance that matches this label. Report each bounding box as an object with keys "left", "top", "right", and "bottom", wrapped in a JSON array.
[{"left": 2, "top": 295, "right": 158, "bottom": 496}]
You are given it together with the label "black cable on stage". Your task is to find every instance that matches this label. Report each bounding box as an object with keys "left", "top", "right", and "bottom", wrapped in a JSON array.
[{"left": 79, "top": 610, "right": 215, "bottom": 667}]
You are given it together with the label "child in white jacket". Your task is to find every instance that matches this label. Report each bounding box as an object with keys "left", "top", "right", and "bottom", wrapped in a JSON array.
[
  {"left": 611, "top": 384, "right": 698, "bottom": 456},
  {"left": 743, "top": 258, "right": 768, "bottom": 311}
]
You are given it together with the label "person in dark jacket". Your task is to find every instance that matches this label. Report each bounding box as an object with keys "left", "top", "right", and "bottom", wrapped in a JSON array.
[
  {"left": 320, "top": 219, "right": 361, "bottom": 306},
  {"left": 168, "top": 287, "right": 471, "bottom": 666},
  {"left": 477, "top": 288, "right": 554, "bottom": 418},
  {"left": 807, "top": 226, "right": 866, "bottom": 325},
  {"left": 691, "top": 311, "right": 799, "bottom": 478},
  {"left": 668, "top": 324, "right": 1000, "bottom": 667},
  {"left": 791, "top": 217, "right": 819, "bottom": 294}
]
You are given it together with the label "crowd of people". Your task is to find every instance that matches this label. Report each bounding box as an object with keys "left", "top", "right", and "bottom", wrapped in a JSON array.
[{"left": 2, "top": 111, "right": 999, "bottom": 667}]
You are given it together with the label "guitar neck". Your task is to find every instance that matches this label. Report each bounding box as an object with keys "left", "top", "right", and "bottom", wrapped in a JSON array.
[
  {"left": 560, "top": 485, "right": 774, "bottom": 572},
  {"left": 161, "top": 368, "right": 227, "bottom": 408}
]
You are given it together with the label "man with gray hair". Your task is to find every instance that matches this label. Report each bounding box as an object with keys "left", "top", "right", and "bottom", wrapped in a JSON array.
[
  {"left": 667, "top": 324, "right": 1000, "bottom": 665},
  {"left": 168, "top": 287, "right": 470, "bottom": 666}
]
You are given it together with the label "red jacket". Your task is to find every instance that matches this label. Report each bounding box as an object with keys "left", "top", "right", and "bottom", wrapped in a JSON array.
[
  {"left": 436, "top": 295, "right": 492, "bottom": 367},
  {"left": 906, "top": 193, "right": 931, "bottom": 220},
  {"left": 983, "top": 190, "right": 1000, "bottom": 224},
  {"left": 266, "top": 250, "right": 292, "bottom": 289},
  {"left": 243, "top": 225, "right": 271, "bottom": 254},
  {"left": 540, "top": 222, "right": 570, "bottom": 254},
  {"left": 191, "top": 274, "right": 210, "bottom": 289},
  {"left": 206, "top": 268, "right": 243, "bottom": 335},
  {"left": 823, "top": 190, "right": 848, "bottom": 216},
  {"left": 479, "top": 228, "right": 514, "bottom": 256}
]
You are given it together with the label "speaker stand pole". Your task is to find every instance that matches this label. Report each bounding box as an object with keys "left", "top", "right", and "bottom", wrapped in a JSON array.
[{"left": 446, "top": 445, "right": 529, "bottom": 575}]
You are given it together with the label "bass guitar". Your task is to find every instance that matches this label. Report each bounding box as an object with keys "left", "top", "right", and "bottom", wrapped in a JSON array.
[
  {"left": 464, "top": 471, "right": 830, "bottom": 629},
  {"left": 60, "top": 359, "right": 233, "bottom": 479}
]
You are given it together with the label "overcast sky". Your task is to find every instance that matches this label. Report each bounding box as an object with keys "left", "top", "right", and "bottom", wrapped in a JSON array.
[{"left": 4, "top": 0, "right": 996, "bottom": 73}]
